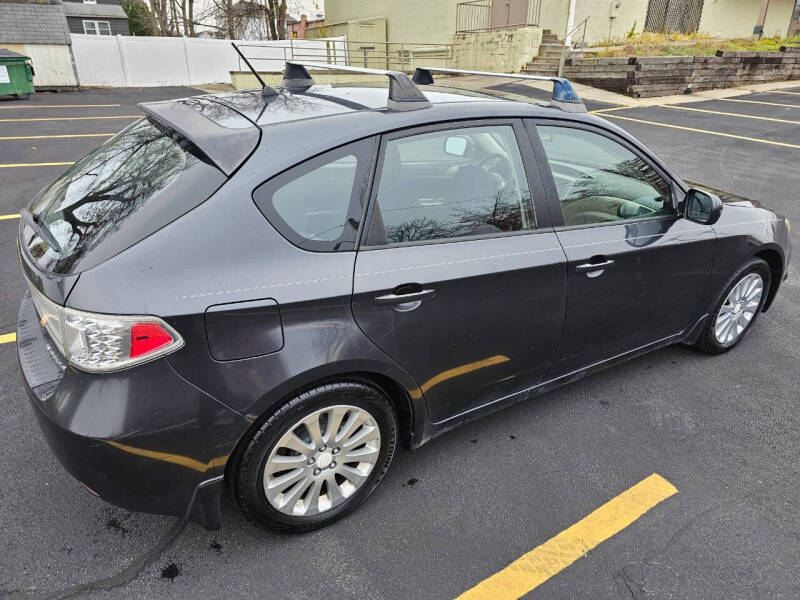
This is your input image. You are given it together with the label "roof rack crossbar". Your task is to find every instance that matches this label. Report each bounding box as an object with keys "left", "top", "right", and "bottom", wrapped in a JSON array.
[
  {"left": 230, "top": 42, "right": 279, "bottom": 98},
  {"left": 412, "top": 67, "right": 587, "bottom": 113},
  {"left": 284, "top": 61, "right": 432, "bottom": 112}
]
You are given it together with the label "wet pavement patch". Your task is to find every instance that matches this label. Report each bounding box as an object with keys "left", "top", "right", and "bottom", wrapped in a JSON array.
[
  {"left": 105, "top": 518, "right": 129, "bottom": 536},
  {"left": 402, "top": 478, "right": 419, "bottom": 488},
  {"left": 210, "top": 539, "right": 222, "bottom": 553},
  {"left": 160, "top": 562, "right": 180, "bottom": 580}
]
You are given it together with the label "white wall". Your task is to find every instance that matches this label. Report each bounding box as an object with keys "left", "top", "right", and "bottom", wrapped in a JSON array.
[
  {"left": 71, "top": 35, "right": 347, "bottom": 87},
  {"left": 699, "top": 0, "right": 795, "bottom": 39},
  {"left": 0, "top": 43, "right": 77, "bottom": 87}
]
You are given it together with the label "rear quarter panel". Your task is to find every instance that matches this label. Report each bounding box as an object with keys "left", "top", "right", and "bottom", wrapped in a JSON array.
[{"left": 64, "top": 138, "right": 426, "bottom": 441}]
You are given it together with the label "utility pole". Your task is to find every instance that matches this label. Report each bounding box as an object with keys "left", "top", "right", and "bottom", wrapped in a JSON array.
[{"left": 754, "top": 0, "right": 770, "bottom": 38}]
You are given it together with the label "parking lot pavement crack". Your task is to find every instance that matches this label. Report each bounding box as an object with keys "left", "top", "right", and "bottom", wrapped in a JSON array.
[
  {"left": 612, "top": 473, "right": 796, "bottom": 598},
  {"left": 9, "top": 519, "right": 186, "bottom": 600},
  {"left": 618, "top": 565, "right": 648, "bottom": 600}
]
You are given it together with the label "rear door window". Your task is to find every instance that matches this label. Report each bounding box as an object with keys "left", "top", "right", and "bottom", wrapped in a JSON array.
[
  {"left": 365, "top": 124, "right": 536, "bottom": 246},
  {"left": 253, "top": 138, "right": 375, "bottom": 252},
  {"left": 25, "top": 118, "right": 226, "bottom": 274}
]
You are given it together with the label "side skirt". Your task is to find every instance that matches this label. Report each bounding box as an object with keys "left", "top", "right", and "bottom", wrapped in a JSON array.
[{"left": 414, "top": 323, "right": 704, "bottom": 447}]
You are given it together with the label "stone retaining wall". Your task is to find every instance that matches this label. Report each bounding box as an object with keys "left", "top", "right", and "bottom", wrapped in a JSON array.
[{"left": 564, "top": 47, "right": 800, "bottom": 98}]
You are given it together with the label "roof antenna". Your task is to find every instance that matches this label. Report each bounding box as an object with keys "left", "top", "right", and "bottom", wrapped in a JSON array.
[{"left": 231, "top": 42, "right": 278, "bottom": 97}]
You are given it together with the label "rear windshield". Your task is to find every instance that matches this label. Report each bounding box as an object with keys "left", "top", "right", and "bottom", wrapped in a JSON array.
[{"left": 24, "top": 118, "right": 226, "bottom": 274}]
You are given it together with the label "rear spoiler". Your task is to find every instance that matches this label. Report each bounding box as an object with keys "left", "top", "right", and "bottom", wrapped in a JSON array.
[{"left": 138, "top": 99, "right": 260, "bottom": 176}]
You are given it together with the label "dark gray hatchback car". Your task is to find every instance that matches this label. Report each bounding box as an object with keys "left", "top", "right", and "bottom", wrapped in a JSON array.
[{"left": 16, "top": 64, "right": 791, "bottom": 532}]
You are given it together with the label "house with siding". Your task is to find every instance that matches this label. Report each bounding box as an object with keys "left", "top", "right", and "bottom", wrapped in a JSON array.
[
  {"left": 0, "top": 0, "right": 78, "bottom": 86},
  {"left": 62, "top": 0, "right": 130, "bottom": 36}
]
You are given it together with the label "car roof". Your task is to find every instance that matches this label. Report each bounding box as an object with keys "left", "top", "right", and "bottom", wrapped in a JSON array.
[
  {"left": 207, "top": 85, "right": 506, "bottom": 127},
  {"left": 139, "top": 84, "right": 605, "bottom": 176}
]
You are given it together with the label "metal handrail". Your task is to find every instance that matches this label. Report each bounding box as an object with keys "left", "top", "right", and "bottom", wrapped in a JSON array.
[
  {"left": 565, "top": 15, "right": 591, "bottom": 47},
  {"left": 559, "top": 16, "right": 590, "bottom": 77},
  {"left": 233, "top": 40, "right": 453, "bottom": 73}
]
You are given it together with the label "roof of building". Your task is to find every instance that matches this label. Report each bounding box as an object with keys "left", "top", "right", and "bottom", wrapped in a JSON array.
[
  {"left": 62, "top": 1, "right": 127, "bottom": 19},
  {"left": 0, "top": 0, "right": 71, "bottom": 45},
  {"left": 0, "top": 49, "right": 29, "bottom": 59}
]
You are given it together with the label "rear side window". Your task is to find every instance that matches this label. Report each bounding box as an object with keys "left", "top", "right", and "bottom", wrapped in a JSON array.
[
  {"left": 26, "top": 118, "right": 226, "bottom": 274},
  {"left": 253, "top": 138, "right": 375, "bottom": 252}
]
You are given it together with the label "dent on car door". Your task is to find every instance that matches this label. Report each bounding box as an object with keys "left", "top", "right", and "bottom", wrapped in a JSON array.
[
  {"left": 351, "top": 120, "right": 568, "bottom": 423},
  {"left": 527, "top": 120, "right": 717, "bottom": 377}
]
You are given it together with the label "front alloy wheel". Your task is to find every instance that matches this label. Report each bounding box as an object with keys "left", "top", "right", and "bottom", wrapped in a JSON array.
[
  {"left": 713, "top": 273, "right": 763, "bottom": 345},
  {"left": 695, "top": 257, "right": 771, "bottom": 355},
  {"left": 231, "top": 381, "right": 397, "bottom": 532}
]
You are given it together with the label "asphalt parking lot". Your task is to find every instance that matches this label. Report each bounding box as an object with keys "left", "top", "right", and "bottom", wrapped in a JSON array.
[{"left": 0, "top": 84, "right": 798, "bottom": 599}]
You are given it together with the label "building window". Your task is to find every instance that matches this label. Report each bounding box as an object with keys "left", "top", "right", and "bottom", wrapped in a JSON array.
[{"left": 83, "top": 20, "right": 112, "bottom": 35}]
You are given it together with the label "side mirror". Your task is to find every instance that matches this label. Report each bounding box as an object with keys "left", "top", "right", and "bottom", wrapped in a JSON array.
[
  {"left": 684, "top": 188, "right": 723, "bottom": 225},
  {"left": 444, "top": 135, "right": 469, "bottom": 157}
]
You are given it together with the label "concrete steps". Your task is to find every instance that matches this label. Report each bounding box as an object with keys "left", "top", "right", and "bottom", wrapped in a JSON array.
[{"left": 522, "top": 30, "right": 567, "bottom": 76}]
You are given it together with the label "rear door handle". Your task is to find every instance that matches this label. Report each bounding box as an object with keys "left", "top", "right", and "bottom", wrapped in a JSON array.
[
  {"left": 575, "top": 258, "right": 615, "bottom": 273},
  {"left": 374, "top": 288, "right": 435, "bottom": 307}
]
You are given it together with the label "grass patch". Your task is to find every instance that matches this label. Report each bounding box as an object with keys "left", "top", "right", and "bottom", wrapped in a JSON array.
[{"left": 592, "top": 34, "right": 800, "bottom": 57}]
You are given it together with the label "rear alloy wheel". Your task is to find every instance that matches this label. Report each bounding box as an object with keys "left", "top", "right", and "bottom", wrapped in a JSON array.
[
  {"left": 695, "top": 258, "right": 771, "bottom": 355},
  {"left": 231, "top": 381, "right": 397, "bottom": 532},
  {"left": 263, "top": 405, "right": 382, "bottom": 516}
]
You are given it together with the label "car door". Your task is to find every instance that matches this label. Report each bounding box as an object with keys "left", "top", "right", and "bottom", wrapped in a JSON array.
[
  {"left": 527, "top": 120, "right": 716, "bottom": 378},
  {"left": 351, "top": 120, "right": 568, "bottom": 423}
]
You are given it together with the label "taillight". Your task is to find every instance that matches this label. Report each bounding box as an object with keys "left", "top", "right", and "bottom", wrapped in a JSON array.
[
  {"left": 130, "top": 322, "right": 174, "bottom": 358},
  {"left": 28, "top": 286, "right": 183, "bottom": 373}
]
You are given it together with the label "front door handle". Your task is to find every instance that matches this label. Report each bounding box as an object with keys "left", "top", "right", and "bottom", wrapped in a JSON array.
[
  {"left": 374, "top": 288, "right": 435, "bottom": 308},
  {"left": 575, "top": 258, "right": 615, "bottom": 274}
]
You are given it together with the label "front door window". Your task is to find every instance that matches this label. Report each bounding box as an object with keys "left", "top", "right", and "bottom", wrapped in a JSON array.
[{"left": 537, "top": 125, "right": 675, "bottom": 227}]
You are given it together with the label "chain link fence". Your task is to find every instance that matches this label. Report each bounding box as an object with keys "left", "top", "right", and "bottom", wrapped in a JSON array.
[{"left": 644, "top": 0, "right": 704, "bottom": 34}]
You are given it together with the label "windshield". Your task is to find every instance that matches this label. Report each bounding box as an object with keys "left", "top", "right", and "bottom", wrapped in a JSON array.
[{"left": 24, "top": 118, "right": 226, "bottom": 275}]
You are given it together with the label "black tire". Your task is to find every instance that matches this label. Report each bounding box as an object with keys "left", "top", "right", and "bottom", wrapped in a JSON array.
[
  {"left": 694, "top": 257, "right": 771, "bottom": 355},
  {"left": 230, "top": 380, "right": 397, "bottom": 533}
]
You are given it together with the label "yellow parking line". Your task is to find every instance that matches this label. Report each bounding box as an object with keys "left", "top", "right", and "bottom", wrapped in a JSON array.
[
  {"left": 0, "top": 213, "right": 20, "bottom": 220},
  {"left": 0, "top": 133, "right": 114, "bottom": 141},
  {"left": 0, "top": 333, "right": 16, "bottom": 345},
  {"left": 600, "top": 113, "right": 800, "bottom": 149},
  {"left": 0, "top": 162, "right": 74, "bottom": 168},
  {"left": 661, "top": 104, "right": 800, "bottom": 125},
  {"left": 0, "top": 104, "right": 121, "bottom": 109},
  {"left": 716, "top": 98, "right": 800, "bottom": 108},
  {"left": 0, "top": 115, "right": 139, "bottom": 123},
  {"left": 590, "top": 105, "right": 635, "bottom": 114},
  {"left": 456, "top": 473, "right": 678, "bottom": 600}
]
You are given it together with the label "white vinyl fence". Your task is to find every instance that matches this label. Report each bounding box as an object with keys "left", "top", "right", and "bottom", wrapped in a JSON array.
[{"left": 71, "top": 35, "right": 347, "bottom": 87}]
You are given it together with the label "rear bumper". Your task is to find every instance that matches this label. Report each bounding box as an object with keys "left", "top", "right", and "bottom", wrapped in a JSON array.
[{"left": 17, "top": 292, "right": 251, "bottom": 529}]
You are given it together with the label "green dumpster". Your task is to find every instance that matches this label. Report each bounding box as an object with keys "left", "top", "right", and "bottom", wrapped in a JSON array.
[{"left": 0, "top": 50, "right": 35, "bottom": 99}]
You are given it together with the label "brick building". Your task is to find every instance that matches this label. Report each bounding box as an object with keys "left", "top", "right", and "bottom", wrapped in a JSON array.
[{"left": 289, "top": 14, "right": 325, "bottom": 39}]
